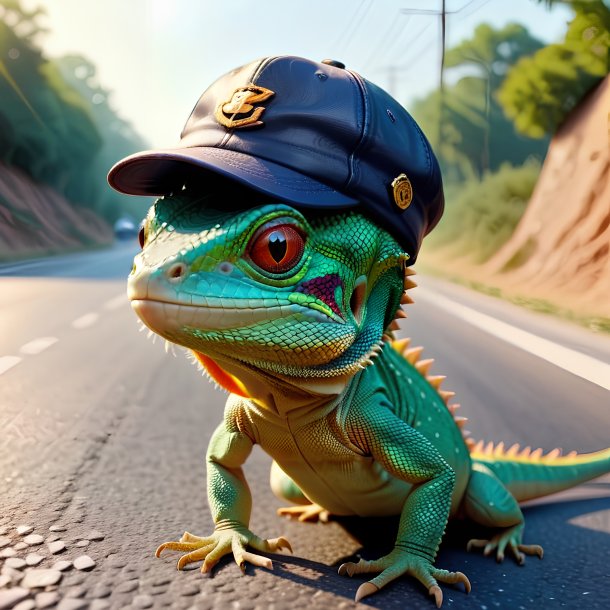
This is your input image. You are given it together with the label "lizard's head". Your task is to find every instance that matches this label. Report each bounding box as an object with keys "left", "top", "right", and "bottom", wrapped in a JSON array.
[{"left": 128, "top": 187, "right": 409, "bottom": 384}]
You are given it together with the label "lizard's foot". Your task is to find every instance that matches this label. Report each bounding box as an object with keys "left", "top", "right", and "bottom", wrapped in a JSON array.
[
  {"left": 155, "top": 527, "right": 292, "bottom": 573},
  {"left": 277, "top": 503, "right": 330, "bottom": 522},
  {"left": 467, "top": 523, "right": 543, "bottom": 564},
  {"left": 338, "top": 549, "right": 470, "bottom": 607}
]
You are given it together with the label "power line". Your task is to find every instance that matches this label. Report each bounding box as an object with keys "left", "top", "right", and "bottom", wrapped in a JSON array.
[
  {"left": 332, "top": 0, "right": 374, "bottom": 52},
  {"left": 364, "top": 13, "right": 412, "bottom": 71}
]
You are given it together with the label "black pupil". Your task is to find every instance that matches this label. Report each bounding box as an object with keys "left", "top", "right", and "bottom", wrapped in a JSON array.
[{"left": 267, "top": 230, "right": 287, "bottom": 263}]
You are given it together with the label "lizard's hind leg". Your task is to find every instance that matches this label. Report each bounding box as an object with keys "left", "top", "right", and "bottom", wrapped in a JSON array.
[
  {"left": 464, "top": 462, "right": 543, "bottom": 564},
  {"left": 270, "top": 461, "right": 331, "bottom": 522}
]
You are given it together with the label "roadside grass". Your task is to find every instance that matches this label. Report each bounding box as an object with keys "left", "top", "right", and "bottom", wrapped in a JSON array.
[{"left": 418, "top": 259, "right": 610, "bottom": 335}]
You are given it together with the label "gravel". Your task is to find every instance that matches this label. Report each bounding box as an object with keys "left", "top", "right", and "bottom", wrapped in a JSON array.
[
  {"left": 0, "top": 587, "right": 29, "bottom": 610},
  {"left": 20, "top": 569, "right": 62, "bottom": 588},
  {"left": 22, "top": 535, "right": 43, "bottom": 547},
  {"left": 15, "top": 526, "right": 33, "bottom": 537},
  {"left": 73, "top": 556, "right": 95, "bottom": 571}
]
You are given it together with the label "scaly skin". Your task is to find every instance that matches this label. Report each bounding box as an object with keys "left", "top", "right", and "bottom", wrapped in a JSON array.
[{"left": 130, "top": 191, "right": 610, "bottom": 606}]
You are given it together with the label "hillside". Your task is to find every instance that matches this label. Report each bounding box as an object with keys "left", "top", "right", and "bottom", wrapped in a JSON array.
[
  {"left": 0, "top": 162, "right": 113, "bottom": 262},
  {"left": 485, "top": 76, "right": 609, "bottom": 317}
]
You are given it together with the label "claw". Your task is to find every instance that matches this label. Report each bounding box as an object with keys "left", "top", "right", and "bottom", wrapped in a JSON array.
[
  {"left": 519, "top": 544, "right": 544, "bottom": 559},
  {"left": 355, "top": 582, "right": 379, "bottom": 603},
  {"left": 429, "top": 585, "right": 443, "bottom": 608},
  {"left": 269, "top": 536, "right": 293, "bottom": 554},
  {"left": 456, "top": 572, "right": 471, "bottom": 594},
  {"left": 338, "top": 562, "right": 356, "bottom": 577}
]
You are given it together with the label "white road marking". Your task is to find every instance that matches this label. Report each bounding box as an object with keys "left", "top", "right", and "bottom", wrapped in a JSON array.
[
  {"left": 417, "top": 289, "right": 610, "bottom": 391},
  {"left": 104, "top": 294, "right": 127, "bottom": 310},
  {"left": 0, "top": 356, "right": 22, "bottom": 376},
  {"left": 19, "top": 336, "right": 58, "bottom": 355},
  {"left": 71, "top": 313, "right": 99, "bottom": 330}
]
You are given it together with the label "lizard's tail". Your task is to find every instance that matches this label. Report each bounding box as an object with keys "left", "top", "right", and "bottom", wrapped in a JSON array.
[{"left": 470, "top": 441, "right": 610, "bottom": 502}]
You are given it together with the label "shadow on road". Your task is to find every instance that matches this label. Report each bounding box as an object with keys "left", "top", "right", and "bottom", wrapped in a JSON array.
[{"left": 256, "top": 494, "right": 610, "bottom": 608}]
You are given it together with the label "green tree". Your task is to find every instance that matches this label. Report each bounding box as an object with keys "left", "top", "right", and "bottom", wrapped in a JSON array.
[
  {"left": 411, "top": 23, "right": 548, "bottom": 181},
  {"left": 498, "top": 0, "right": 609, "bottom": 137}
]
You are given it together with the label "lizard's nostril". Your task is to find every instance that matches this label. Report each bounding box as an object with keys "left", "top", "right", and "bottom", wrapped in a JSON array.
[{"left": 166, "top": 262, "right": 187, "bottom": 283}]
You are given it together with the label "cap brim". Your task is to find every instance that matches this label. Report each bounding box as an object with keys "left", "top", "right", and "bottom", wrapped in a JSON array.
[{"left": 108, "top": 146, "right": 358, "bottom": 208}]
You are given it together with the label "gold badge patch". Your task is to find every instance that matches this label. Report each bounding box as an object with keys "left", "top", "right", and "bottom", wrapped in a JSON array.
[
  {"left": 215, "top": 85, "right": 275, "bottom": 129},
  {"left": 391, "top": 173, "right": 413, "bottom": 210}
]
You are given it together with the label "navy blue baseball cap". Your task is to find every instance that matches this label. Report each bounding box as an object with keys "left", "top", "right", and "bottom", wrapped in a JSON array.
[{"left": 108, "top": 56, "right": 444, "bottom": 260}]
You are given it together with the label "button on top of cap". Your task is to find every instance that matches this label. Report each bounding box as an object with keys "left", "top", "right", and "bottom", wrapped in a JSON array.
[{"left": 321, "top": 59, "right": 346, "bottom": 69}]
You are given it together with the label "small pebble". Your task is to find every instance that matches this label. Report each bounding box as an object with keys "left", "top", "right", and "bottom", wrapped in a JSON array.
[
  {"left": 16, "top": 526, "right": 33, "bottom": 536},
  {"left": 12, "top": 599, "right": 36, "bottom": 610},
  {"left": 1, "top": 566, "right": 23, "bottom": 582},
  {"left": 5, "top": 557, "right": 26, "bottom": 570},
  {"left": 25, "top": 554, "right": 44, "bottom": 567},
  {"left": 21, "top": 569, "right": 62, "bottom": 588},
  {"left": 75, "top": 541, "right": 89, "bottom": 548},
  {"left": 0, "top": 587, "right": 29, "bottom": 609},
  {"left": 0, "top": 574, "right": 11, "bottom": 587},
  {"left": 0, "top": 537, "right": 10, "bottom": 549},
  {"left": 133, "top": 594, "right": 154, "bottom": 608},
  {"left": 73, "top": 556, "right": 95, "bottom": 571},
  {"left": 0, "top": 548, "right": 16, "bottom": 558},
  {"left": 87, "top": 531, "right": 104, "bottom": 542},
  {"left": 65, "top": 586, "right": 86, "bottom": 599},
  {"left": 45, "top": 535, "right": 60, "bottom": 544},
  {"left": 35, "top": 591, "right": 60, "bottom": 609},
  {"left": 52, "top": 560, "right": 72, "bottom": 572},
  {"left": 89, "top": 601, "right": 110, "bottom": 610},
  {"left": 48, "top": 541, "right": 65, "bottom": 555},
  {"left": 90, "top": 584, "right": 111, "bottom": 599},
  {"left": 116, "top": 579, "right": 138, "bottom": 594},
  {"left": 48, "top": 526, "right": 66, "bottom": 533},
  {"left": 23, "top": 535, "right": 44, "bottom": 546},
  {"left": 13, "top": 543, "right": 28, "bottom": 551},
  {"left": 57, "top": 600, "right": 88, "bottom": 610}
]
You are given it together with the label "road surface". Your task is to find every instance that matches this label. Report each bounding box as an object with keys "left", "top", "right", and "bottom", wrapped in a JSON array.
[{"left": 1, "top": 242, "right": 609, "bottom": 610}]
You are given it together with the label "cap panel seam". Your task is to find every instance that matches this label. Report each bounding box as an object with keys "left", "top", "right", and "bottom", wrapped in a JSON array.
[{"left": 344, "top": 70, "right": 367, "bottom": 193}]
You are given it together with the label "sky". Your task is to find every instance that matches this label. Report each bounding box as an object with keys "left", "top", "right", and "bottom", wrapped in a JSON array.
[{"left": 21, "top": 0, "right": 574, "bottom": 148}]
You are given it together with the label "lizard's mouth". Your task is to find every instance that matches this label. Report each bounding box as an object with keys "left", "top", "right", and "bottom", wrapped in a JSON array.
[{"left": 131, "top": 298, "right": 342, "bottom": 335}]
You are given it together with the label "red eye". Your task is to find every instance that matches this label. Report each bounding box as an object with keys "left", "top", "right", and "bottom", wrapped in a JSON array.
[{"left": 248, "top": 224, "right": 305, "bottom": 274}]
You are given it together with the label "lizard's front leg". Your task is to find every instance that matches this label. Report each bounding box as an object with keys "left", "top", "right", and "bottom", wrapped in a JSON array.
[
  {"left": 157, "top": 416, "right": 291, "bottom": 573},
  {"left": 339, "top": 402, "right": 470, "bottom": 606}
]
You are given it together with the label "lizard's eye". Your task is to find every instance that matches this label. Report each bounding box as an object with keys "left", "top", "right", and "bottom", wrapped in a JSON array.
[
  {"left": 138, "top": 224, "right": 146, "bottom": 249},
  {"left": 248, "top": 224, "right": 305, "bottom": 274}
]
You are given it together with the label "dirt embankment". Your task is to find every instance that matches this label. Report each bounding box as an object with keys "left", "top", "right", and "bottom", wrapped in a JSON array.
[
  {"left": 0, "top": 162, "right": 113, "bottom": 262},
  {"left": 423, "top": 76, "right": 609, "bottom": 323},
  {"left": 485, "top": 76, "right": 609, "bottom": 317}
]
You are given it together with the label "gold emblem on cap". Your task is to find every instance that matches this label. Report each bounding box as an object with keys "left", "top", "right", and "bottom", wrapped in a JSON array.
[
  {"left": 215, "top": 85, "right": 275, "bottom": 129},
  {"left": 391, "top": 173, "right": 413, "bottom": 210}
]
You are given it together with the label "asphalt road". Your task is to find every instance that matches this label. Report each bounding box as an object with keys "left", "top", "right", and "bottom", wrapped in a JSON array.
[{"left": 1, "top": 242, "right": 609, "bottom": 610}]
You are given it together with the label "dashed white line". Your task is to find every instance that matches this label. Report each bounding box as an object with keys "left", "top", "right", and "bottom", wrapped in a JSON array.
[
  {"left": 104, "top": 293, "right": 127, "bottom": 311},
  {"left": 417, "top": 289, "right": 610, "bottom": 391},
  {"left": 19, "top": 336, "right": 58, "bottom": 355},
  {"left": 0, "top": 356, "right": 22, "bottom": 376},
  {"left": 71, "top": 312, "right": 99, "bottom": 330}
]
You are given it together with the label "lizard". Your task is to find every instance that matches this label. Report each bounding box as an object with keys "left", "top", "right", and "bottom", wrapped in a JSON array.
[{"left": 127, "top": 186, "right": 610, "bottom": 607}]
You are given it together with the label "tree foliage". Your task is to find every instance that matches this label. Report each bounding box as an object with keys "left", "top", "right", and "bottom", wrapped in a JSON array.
[
  {"left": 428, "top": 161, "right": 541, "bottom": 263},
  {"left": 0, "top": 0, "right": 148, "bottom": 222},
  {"left": 498, "top": 0, "right": 610, "bottom": 137},
  {"left": 411, "top": 23, "right": 548, "bottom": 182}
]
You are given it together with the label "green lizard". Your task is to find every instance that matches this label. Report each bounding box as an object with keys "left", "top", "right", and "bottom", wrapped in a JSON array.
[{"left": 127, "top": 187, "right": 610, "bottom": 606}]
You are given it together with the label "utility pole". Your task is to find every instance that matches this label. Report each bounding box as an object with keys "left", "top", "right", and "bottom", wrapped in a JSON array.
[{"left": 438, "top": 0, "right": 446, "bottom": 150}]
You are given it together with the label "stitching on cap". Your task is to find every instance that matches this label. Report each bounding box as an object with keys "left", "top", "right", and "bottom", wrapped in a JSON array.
[
  {"left": 411, "top": 120, "right": 432, "bottom": 183},
  {"left": 344, "top": 71, "right": 367, "bottom": 191}
]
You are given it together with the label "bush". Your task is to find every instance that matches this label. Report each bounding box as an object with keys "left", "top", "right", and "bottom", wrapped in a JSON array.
[{"left": 428, "top": 161, "right": 540, "bottom": 263}]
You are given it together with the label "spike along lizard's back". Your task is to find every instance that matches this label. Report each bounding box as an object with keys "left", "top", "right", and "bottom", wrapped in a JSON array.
[{"left": 128, "top": 191, "right": 610, "bottom": 607}]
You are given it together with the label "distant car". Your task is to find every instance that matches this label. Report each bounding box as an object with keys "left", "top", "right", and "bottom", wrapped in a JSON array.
[{"left": 114, "top": 217, "right": 139, "bottom": 241}]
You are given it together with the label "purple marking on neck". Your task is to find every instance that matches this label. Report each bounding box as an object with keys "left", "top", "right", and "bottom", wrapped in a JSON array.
[{"left": 296, "top": 273, "right": 343, "bottom": 317}]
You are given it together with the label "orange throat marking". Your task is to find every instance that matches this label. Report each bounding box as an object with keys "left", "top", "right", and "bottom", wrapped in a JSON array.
[{"left": 193, "top": 352, "right": 250, "bottom": 398}]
